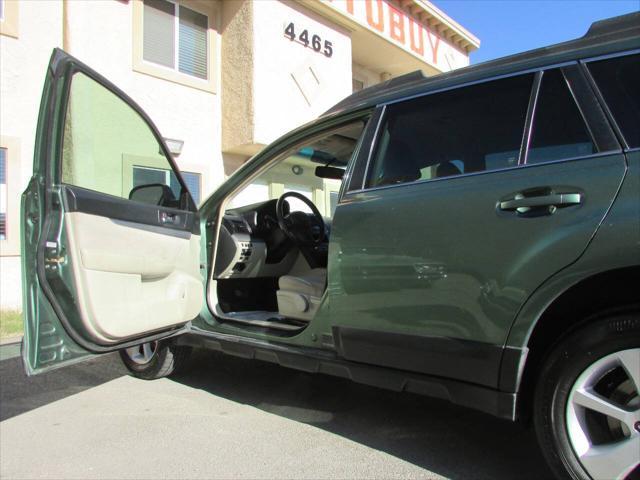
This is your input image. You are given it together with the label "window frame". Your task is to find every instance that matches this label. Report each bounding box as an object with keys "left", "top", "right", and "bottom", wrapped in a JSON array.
[
  {"left": 580, "top": 49, "right": 640, "bottom": 152},
  {"left": 132, "top": 0, "right": 218, "bottom": 93},
  {"left": 0, "top": 136, "right": 21, "bottom": 256},
  {"left": 0, "top": 0, "right": 19, "bottom": 39},
  {"left": 347, "top": 61, "right": 622, "bottom": 196}
]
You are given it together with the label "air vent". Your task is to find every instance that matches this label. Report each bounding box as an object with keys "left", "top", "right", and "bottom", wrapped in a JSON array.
[{"left": 223, "top": 216, "right": 251, "bottom": 235}]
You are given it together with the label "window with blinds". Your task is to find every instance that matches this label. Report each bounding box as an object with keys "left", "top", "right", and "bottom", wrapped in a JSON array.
[{"left": 142, "top": 0, "right": 208, "bottom": 80}]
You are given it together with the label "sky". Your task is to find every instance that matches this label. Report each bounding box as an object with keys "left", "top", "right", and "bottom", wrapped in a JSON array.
[{"left": 431, "top": 0, "right": 639, "bottom": 64}]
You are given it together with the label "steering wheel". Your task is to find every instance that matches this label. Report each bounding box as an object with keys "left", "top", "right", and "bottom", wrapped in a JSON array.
[{"left": 276, "top": 192, "right": 326, "bottom": 245}]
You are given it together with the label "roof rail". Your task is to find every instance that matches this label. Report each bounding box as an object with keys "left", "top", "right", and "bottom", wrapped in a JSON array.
[
  {"left": 584, "top": 12, "right": 640, "bottom": 38},
  {"left": 385, "top": 70, "right": 425, "bottom": 88},
  {"left": 324, "top": 70, "right": 425, "bottom": 116}
]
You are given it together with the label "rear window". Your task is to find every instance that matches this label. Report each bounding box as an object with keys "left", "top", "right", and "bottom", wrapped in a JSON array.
[{"left": 587, "top": 53, "right": 640, "bottom": 148}]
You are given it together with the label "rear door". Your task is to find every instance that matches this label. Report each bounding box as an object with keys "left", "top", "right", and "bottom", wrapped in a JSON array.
[
  {"left": 22, "top": 49, "right": 203, "bottom": 375},
  {"left": 328, "top": 64, "right": 625, "bottom": 388}
]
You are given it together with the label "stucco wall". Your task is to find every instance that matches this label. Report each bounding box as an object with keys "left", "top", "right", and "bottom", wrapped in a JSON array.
[
  {"left": 252, "top": 0, "right": 352, "bottom": 145},
  {"left": 352, "top": 61, "right": 383, "bottom": 89},
  {"left": 0, "top": 0, "right": 226, "bottom": 311},
  {"left": 0, "top": 0, "right": 63, "bottom": 310},
  {"left": 221, "top": 0, "right": 255, "bottom": 155}
]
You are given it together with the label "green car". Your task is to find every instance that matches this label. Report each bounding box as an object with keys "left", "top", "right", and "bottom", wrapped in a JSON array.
[{"left": 22, "top": 12, "right": 639, "bottom": 480}]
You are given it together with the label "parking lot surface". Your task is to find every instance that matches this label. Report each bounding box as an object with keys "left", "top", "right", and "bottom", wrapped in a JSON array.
[{"left": 0, "top": 347, "right": 554, "bottom": 479}]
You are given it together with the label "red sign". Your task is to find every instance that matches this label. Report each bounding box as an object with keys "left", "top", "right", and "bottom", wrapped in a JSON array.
[{"left": 324, "top": 0, "right": 469, "bottom": 71}]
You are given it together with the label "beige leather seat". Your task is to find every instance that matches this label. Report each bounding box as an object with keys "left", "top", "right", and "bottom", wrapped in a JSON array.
[{"left": 277, "top": 268, "right": 327, "bottom": 321}]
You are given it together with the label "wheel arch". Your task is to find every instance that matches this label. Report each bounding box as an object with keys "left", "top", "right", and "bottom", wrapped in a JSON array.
[{"left": 513, "top": 265, "right": 640, "bottom": 421}]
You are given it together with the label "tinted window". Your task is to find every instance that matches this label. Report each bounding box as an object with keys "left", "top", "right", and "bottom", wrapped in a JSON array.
[
  {"left": 61, "top": 72, "right": 186, "bottom": 207},
  {"left": 366, "top": 74, "right": 533, "bottom": 188},
  {"left": 527, "top": 69, "right": 595, "bottom": 164},
  {"left": 588, "top": 53, "right": 640, "bottom": 148}
]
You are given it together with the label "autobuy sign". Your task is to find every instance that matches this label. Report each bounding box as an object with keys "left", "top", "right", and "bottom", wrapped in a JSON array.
[{"left": 323, "top": 0, "right": 469, "bottom": 71}]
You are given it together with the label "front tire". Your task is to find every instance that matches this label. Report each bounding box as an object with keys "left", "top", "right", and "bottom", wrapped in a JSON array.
[
  {"left": 119, "top": 340, "right": 191, "bottom": 380},
  {"left": 534, "top": 314, "right": 640, "bottom": 480}
]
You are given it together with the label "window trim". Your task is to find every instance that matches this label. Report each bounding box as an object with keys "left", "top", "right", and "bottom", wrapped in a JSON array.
[
  {"left": 0, "top": 0, "right": 18, "bottom": 39},
  {"left": 519, "top": 71, "right": 543, "bottom": 166},
  {"left": 132, "top": 0, "right": 218, "bottom": 93},
  {"left": 345, "top": 106, "right": 384, "bottom": 193},
  {"left": 580, "top": 49, "right": 640, "bottom": 151},
  {"left": 0, "top": 137, "right": 21, "bottom": 256}
]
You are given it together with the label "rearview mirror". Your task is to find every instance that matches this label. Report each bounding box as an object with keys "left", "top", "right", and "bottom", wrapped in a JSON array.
[
  {"left": 315, "top": 166, "right": 344, "bottom": 180},
  {"left": 129, "top": 183, "right": 177, "bottom": 206}
]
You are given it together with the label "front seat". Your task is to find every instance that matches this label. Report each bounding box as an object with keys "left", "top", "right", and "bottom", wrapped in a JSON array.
[{"left": 277, "top": 268, "right": 327, "bottom": 321}]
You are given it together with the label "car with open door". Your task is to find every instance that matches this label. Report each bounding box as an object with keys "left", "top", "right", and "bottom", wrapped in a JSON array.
[{"left": 22, "top": 13, "right": 639, "bottom": 480}]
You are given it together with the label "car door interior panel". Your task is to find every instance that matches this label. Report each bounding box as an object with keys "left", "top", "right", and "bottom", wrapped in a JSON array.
[{"left": 63, "top": 209, "right": 202, "bottom": 343}]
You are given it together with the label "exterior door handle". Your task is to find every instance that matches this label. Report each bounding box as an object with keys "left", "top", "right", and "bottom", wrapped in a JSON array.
[{"left": 500, "top": 193, "right": 582, "bottom": 213}]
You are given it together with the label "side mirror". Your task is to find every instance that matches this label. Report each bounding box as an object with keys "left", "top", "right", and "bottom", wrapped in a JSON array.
[
  {"left": 129, "top": 183, "right": 176, "bottom": 206},
  {"left": 315, "top": 166, "right": 344, "bottom": 180}
]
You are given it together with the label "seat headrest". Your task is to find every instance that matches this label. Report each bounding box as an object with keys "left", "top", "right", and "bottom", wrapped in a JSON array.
[
  {"left": 436, "top": 161, "right": 462, "bottom": 178},
  {"left": 375, "top": 139, "right": 421, "bottom": 186}
]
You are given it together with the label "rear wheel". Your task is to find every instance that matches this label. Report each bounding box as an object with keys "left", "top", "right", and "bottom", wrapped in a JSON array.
[
  {"left": 119, "top": 340, "right": 191, "bottom": 380},
  {"left": 534, "top": 314, "right": 640, "bottom": 480}
]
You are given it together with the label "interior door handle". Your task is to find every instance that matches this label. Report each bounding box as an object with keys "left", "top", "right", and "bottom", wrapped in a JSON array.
[
  {"left": 159, "top": 211, "right": 179, "bottom": 225},
  {"left": 500, "top": 193, "right": 582, "bottom": 212}
]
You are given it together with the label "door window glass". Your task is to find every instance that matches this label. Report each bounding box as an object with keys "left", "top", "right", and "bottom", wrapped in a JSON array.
[
  {"left": 366, "top": 74, "right": 533, "bottom": 188},
  {"left": 527, "top": 69, "right": 595, "bottom": 164},
  {"left": 61, "top": 72, "right": 186, "bottom": 207},
  {"left": 587, "top": 53, "right": 640, "bottom": 148},
  {"left": 132, "top": 166, "right": 201, "bottom": 205}
]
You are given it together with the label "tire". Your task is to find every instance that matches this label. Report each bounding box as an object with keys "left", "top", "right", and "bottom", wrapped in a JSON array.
[
  {"left": 119, "top": 340, "right": 191, "bottom": 380},
  {"left": 534, "top": 313, "right": 640, "bottom": 480}
]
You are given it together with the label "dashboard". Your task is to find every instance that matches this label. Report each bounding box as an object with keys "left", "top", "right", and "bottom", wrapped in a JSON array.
[{"left": 213, "top": 200, "right": 330, "bottom": 280}]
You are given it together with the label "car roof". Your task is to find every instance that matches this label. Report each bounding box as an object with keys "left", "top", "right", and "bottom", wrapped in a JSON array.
[{"left": 323, "top": 12, "right": 640, "bottom": 118}]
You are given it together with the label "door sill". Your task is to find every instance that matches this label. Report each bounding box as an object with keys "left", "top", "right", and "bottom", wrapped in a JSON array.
[{"left": 213, "top": 305, "right": 308, "bottom": 333}]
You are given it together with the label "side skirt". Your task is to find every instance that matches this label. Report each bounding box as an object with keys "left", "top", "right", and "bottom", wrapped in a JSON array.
[{"left": 175, "top": 328, "right": 518, "bottom": 421}]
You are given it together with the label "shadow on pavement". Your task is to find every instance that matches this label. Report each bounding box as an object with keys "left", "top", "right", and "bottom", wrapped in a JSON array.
[
  {"left": 0, "top": 352, "right": 126, "bottom": 422},
  {"left": 174, "top": 349, "right": 554, "bottom": 480}
]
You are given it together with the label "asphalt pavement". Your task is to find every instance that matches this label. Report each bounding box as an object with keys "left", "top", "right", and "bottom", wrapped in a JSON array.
[{"left": 0, "top": 344, "right": 554, "bottom": 479}]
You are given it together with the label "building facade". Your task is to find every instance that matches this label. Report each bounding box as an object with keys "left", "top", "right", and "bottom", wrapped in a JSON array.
[{"left": 0, "top": 0, "right": 478, "bottom": 311}]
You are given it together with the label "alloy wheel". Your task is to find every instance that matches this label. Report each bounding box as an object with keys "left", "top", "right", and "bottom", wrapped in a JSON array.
[
  {"left": 566, "top": 349, "right": 640, "bottom": 480},
  {"left": 124, "top": 341, "right": 159, "bottom": 365}
]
